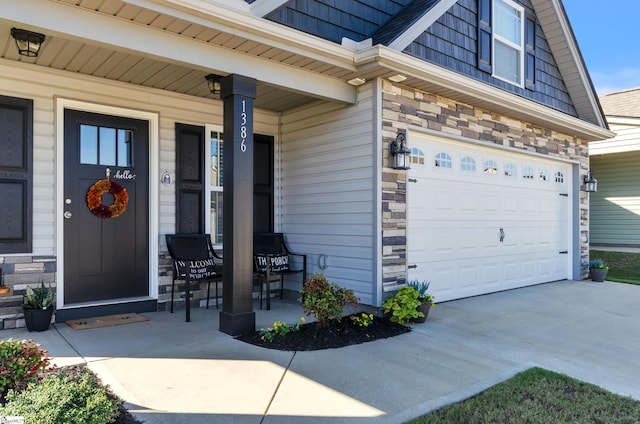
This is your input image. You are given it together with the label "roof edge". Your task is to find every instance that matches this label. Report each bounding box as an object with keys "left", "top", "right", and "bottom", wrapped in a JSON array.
[{"left": 357, "top": 46, "right": 614, "bottom": 141}]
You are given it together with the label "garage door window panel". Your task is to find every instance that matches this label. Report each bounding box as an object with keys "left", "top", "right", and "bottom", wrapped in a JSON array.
[
  {"left": 484, "top": 160, "right": 498, "bottom": 175},
  {"left": 461, "top": 156, "right": 476, "bottom": 172},
  {"left": 504, "top": 163, "right": 517, "bottom": 177},
  {"left": 523, "top": 166, "right": 534, "bottom": 180},
  {"left": 539, "top": 169, "right": 549, "bottom": 182},
  {"left": 435, "top": 152, "right": 452, "bottom": 168},
  {"left": 411, "top": 147, "right": 425, "bottom": 165},
  {"left": 555, "top": 172, "right": 564, "bottom": 183}
]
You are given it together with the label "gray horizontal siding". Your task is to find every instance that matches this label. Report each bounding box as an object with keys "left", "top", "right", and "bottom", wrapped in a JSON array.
[
  {"left": 279, "top": 86, "right": 376, "bottom": 303},
  {"left": 404, "top": 0, "right": 576, "bottom": 116}
]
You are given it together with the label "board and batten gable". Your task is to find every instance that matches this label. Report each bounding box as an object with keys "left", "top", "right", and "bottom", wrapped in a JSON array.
[{"left": 279, "top": 84, "right": 378, "bottom": 304}]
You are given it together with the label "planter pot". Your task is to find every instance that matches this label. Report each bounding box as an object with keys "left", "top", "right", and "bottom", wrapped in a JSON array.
[
  {"left": 23, "top": 307, "right": 54, "bottom": 332},
  {"left": 0, "top": 286, "right": 10, "bottom": 295},
  {"left": 411, "top": 302, "right": 432, "bottom": 323},
  {"left": 590, "top": 268, "right": 608, "bottom": 282}
]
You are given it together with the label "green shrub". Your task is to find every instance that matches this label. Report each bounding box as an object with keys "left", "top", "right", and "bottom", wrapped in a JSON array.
[
  {"left": 299, "top": 273, "right": 358, "bottom": 326},
  {"left": 0, "top": 339, "right": 53, "bottom": 398},
  {"left": 382, "top": 286, "right": 422, "bottom": 325},
  {"left": 0, "top": 368, "right": 119, "bottom": 424}
]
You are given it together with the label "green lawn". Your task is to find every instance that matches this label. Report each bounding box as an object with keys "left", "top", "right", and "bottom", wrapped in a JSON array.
[
  {"left": 590, "top": 250, "right": 640, "bottom": 285},
  {"left": 408, "top": 368, "right": 640, "bottom": 424}
]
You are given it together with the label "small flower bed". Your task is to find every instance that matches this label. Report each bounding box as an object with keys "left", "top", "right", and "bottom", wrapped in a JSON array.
[
  {"left": 351, "top": 312, "right": 374, "bottom": 327},
  {"left": 259, "top": 318, "right": 306, "bottom": 342}
]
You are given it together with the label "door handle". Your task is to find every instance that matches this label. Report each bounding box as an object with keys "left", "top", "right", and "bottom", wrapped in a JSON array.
[
  {"left": 64, "top": 211, "right": 72, "bottom": 219},
  {"left": 408, "top": 264, "right": 417, "bottom": 269},
  {"left": 499, "top": 228, "right": 505, "bottom": 242}
]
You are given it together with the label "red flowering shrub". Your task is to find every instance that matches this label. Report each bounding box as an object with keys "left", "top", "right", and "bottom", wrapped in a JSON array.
[
  {"left": 299, "top": 273, "right": 358, "bottom": 326},
  {"left": 0, "top": 339, "right": 53, "bottom": 401}
]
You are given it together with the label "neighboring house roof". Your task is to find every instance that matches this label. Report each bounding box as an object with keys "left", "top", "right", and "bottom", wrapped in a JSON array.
[
  {"left": 599, "top": 88, "right": 640, "bottom": 119},
  {"left": 591, "top": 88, "right": 640, "bottom": 155}
]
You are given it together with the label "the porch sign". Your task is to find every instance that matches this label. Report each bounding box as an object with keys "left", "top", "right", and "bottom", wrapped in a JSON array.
[
  {"left": 255, "top": 254, "right": 289, "bottom": 273},
  {"left": 175, "top": 259, "right": 218, "bottom": 280}
]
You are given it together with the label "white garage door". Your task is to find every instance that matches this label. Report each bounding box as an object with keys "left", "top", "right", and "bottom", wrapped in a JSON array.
[{"left": 407, "top": 135, "right": 572, "bottom": 302}]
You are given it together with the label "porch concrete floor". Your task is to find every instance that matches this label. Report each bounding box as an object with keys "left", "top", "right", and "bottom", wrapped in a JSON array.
[{"left": 3, "top": 280, "right": 640, "bottom": 423}]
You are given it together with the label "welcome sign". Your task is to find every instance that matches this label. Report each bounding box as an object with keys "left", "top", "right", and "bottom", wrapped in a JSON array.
[{"left": 175, "top": 258, "right": 219, "bottom": 280}]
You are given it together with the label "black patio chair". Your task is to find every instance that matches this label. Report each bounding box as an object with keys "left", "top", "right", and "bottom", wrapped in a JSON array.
[
  {"left": 254, "top": 232, "right": 307, "bottom": 310},
  {"left": 165, "top": 233, "right": 223, "bottom": 322}
]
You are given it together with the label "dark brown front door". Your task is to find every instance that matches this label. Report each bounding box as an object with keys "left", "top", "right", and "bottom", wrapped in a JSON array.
[{"left": 63, "top": 110, "right": 149, "bottom": 305}]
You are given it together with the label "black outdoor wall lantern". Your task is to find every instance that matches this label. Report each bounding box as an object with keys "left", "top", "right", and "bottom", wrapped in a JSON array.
[
  {"left": 390, "top": 132, "right": 411, "bottom": 170},
  {"left": 11, "top": 28, "right": 46, "bottom": 57},
  {"left": 583, "top": 171, "right": 598, "bottom": 192},
  {"left": 205, "top": 74, "right": 222, "bottom": 96}
]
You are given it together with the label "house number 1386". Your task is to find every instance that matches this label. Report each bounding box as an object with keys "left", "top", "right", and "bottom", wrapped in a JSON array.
[{"left": 240, "top": 100, "right": 247, "bottom": 152}]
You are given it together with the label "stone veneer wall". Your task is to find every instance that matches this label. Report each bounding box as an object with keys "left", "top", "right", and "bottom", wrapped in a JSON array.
[
  {"left": 0, "top": 256, "right": 56, "bottom": 329},
  {"left": 0, "top": 252, "right": 215, "bottom": 330},
  {"left": 380, "top": 81, "right": 590, "bottom": 294}
]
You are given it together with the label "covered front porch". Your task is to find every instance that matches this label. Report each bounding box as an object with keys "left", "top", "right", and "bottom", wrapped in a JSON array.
[{"left": 0, "top": 0, "right": 382, "bottom": 333}]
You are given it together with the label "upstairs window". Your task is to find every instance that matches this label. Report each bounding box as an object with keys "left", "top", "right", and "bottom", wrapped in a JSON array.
[
  {"left": 478, "top": 0, "right": 536, "bottom": 89},
  {"left": 493, "top": 0, "right": 524, "bottom": 86}
]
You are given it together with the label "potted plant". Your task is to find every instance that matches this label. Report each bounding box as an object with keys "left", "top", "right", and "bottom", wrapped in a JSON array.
[
  {"left": 23, "top": 282, "right": 54, "bottom": 332},
  {"left": 382, "top": 286, "right": 423, "bottom": 325},
  {"left": 589, "top": 259, "right": 608, "bottom": 282},
  {"left": 0, "top": 268, "right": 9, "bottom": 296},
  {"left": 406, "top": 280, "right": 435, "bottom": 323}
]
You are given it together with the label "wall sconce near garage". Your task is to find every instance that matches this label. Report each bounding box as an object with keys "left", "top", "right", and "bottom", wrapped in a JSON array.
[
  {"left": 11, "top": 28, "right": 46, "bottom": 57},
  {"left": 390, "top": 132, "right": 411, "bottom": 170},
  {"left": 205, "top": 74, "right": 222, "bottom": 96},
  {"left": 583, "top": 171, "right": 598, "bottom": 192}
]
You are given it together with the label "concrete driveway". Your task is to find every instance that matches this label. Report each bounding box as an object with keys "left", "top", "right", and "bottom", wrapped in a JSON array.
[{"left": 2, "top": 280, "right": 639, "bottom": 423}]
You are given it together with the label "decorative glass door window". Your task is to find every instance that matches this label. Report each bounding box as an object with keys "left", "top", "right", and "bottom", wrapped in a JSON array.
[
  {"left": 209, "top": 128, "right": 224, "bottom": 245},
  {"left": 80, "top": 124, "right": 133, "bottom": 166}
]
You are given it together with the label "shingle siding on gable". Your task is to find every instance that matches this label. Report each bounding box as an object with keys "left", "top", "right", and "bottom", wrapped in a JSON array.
[
  {"left": 404, "top": 0, "right": 577, "bottom": 116},
  {"left": 264, "top": 0, "right": 413, "bottom": 43}
]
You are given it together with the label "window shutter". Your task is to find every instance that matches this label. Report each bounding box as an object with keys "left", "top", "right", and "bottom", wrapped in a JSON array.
[
  {"left": 477, "top": 0, "right": 492, "bottom": 73},
  {"left": 0, "top": 95, "right": 32, "bottom": 254},
  {"left": 175, "top": 123, "right": 205, "bottom": 234},
  {"left": 524, "top": 12, "right": 536, "bottom": 90}
]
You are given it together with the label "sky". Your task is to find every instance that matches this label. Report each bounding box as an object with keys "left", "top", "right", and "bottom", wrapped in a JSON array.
[{"left": 563, "top": 0, "right": 640, "bottom": 95}]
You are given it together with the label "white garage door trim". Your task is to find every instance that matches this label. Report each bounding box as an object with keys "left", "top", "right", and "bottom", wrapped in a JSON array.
[{"left": 407, "top": 133, "right": 574, "bottom": 302}]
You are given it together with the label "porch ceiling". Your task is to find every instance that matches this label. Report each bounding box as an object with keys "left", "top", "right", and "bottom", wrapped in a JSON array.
[{"left": 0, "top": 0, "right": 359, "bottom": 112}]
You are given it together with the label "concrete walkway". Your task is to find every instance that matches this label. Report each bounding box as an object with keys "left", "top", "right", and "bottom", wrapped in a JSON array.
[{"left": 2, "top": 280, "right": 640, "bottom": 423}]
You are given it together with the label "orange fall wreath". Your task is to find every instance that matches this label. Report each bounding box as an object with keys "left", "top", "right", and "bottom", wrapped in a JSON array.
[{"left": 86, "top": 179, "right": 128, "bottom": 219}]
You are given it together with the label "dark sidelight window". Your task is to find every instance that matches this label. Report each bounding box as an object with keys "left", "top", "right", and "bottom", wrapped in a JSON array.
[{"left": 0, "top": 95, "right": 33, "bottom": 254}]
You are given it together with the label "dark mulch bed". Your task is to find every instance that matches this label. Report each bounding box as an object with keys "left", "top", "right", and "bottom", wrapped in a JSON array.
[{"left": 236, "top": 314, "right": 411, "bottom": 351}]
